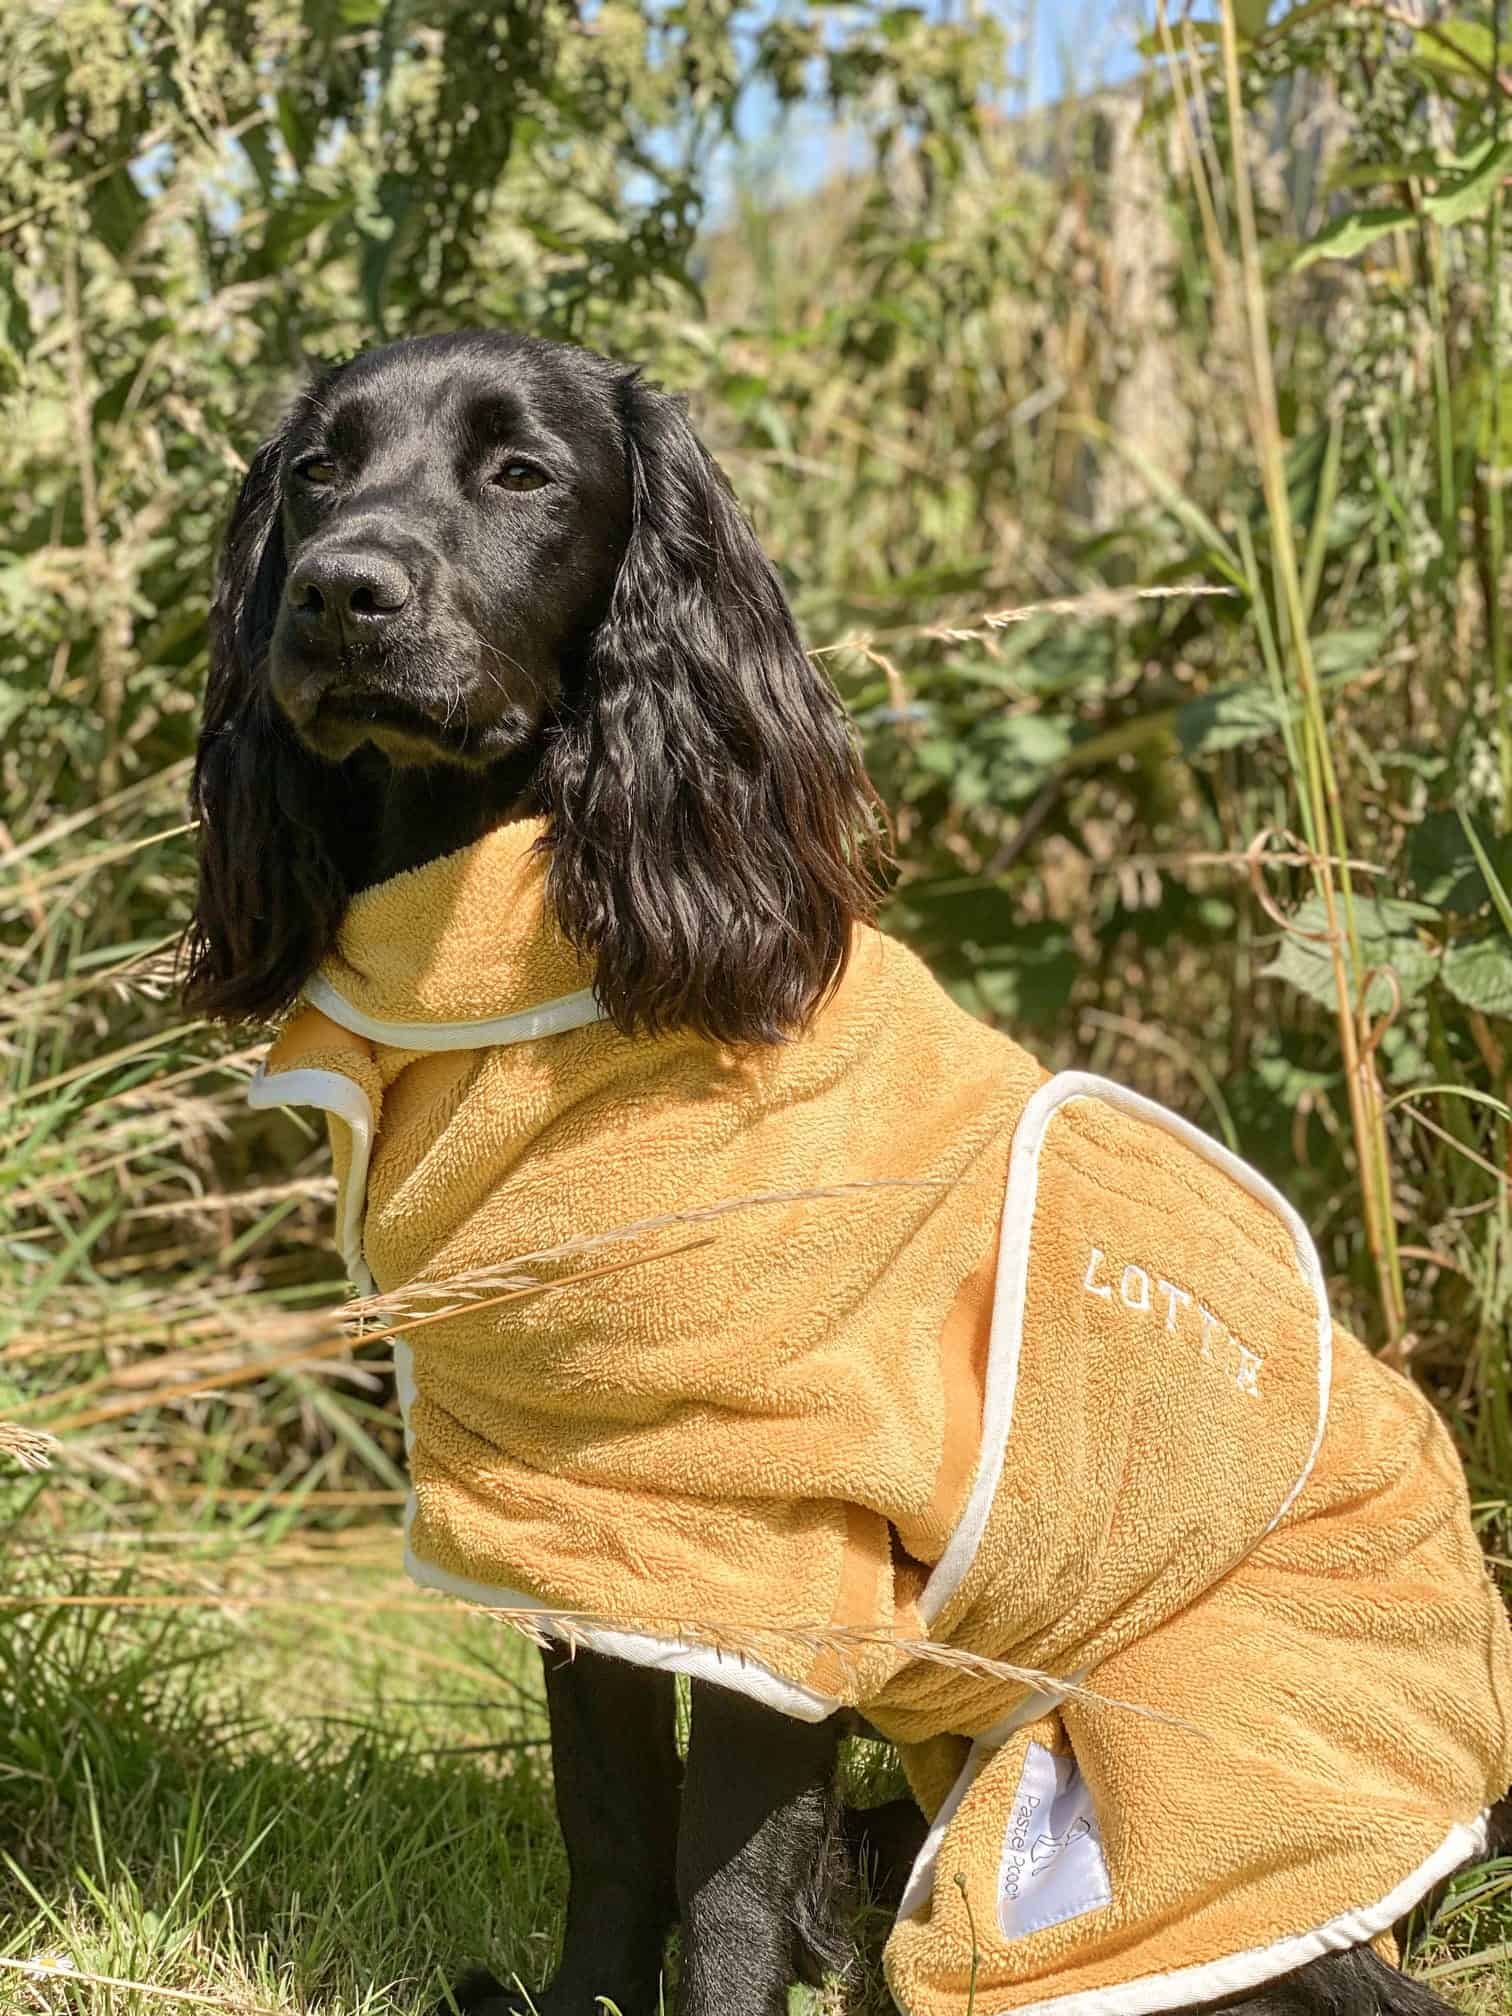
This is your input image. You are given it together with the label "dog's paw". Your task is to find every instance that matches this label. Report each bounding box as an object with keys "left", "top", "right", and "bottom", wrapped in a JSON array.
[{"left": 434, "top": 1967, "right": 516, "bottom": 2016}]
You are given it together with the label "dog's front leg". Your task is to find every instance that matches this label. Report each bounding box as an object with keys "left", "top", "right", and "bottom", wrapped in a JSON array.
[
  {"left": 677, "top": 1682, "right": 844, "bottom": 2016},
  {"left": 540, "top": 1646, "right": 681, "bottom": 2012},
  {"left": 446, "top": 1645, "right": 679, "bottom": 2016}
]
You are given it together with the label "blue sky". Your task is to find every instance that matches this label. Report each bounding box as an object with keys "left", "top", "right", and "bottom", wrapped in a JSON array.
[{"left": 698, "top": 0, "right": 1145, "bottom": 216}]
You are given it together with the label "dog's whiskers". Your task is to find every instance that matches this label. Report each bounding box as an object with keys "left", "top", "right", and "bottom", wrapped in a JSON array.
[{"left": 476, "top": 636, "right": 532, "bottom": 682}]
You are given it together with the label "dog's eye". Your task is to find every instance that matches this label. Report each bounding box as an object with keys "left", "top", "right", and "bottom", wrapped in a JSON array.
[
  {"left": 492, "top": 460, "right": 549, "bottom": 492},
  {"left": 297, "top": 457, "right": 338, "bottom": 486}
]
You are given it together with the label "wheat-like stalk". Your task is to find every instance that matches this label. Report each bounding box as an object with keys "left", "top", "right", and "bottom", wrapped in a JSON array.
[
  {"left": 0, "top": 1578, "right": 1196, "bottom": 1734},
  {"left": 352, "top": 1175, "right": 951, "bottom": 1321},
  {"left": 483, "top": 1608, "right": 1201, "bottom": 1733},
  {"left": 0, "top": 1419, "right": 58, "bottom": 1470},
  {"left": 810, "top": 582, "right": 1236, "bottom": 657}
]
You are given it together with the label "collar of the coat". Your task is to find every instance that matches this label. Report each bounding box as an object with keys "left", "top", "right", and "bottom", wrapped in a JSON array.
[{"left": 304, "top": 815, "right": 608, "bottom": 1050}]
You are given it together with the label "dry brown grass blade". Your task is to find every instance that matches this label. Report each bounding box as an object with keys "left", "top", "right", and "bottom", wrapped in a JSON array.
[
  {"left": 0, "top": 1585, "right": 1194, "bottom": 1731},
  {"left": 1245, "top": 827, "right": 1334, "bottom": 939},
  {"left": 0, "top": 1954, "right": 283, "bottom": 2015},
  {"left": 0, "top": 1593, "right": 447, "bottom": 1614},
  {"left": 1, "top": 932, "right": 181, "bottom": 1018},
  {"left": 0, "top": 1046, "right": 261, "bottom": 1162},
  {"left": 0, "top": 820, "right": 194, "bottom": 898},
  {"left": 353, "top": 1174, "right": 949, "bottom": 1320},
  {"left": 14, "top": 1021, "right": 211, "bottom": 1105},
  {"left": 1106, "top": 845, "right": 1388, "bottom": 882},
  {"left": 810, "top": 583, "right": 1236, "bottom": 656},
  {"left": 10, "top": 1178, "right": 945, "bottom": 1374},
  {"left": 0, "top": 1419, "right": 58, "bottom": 1470},
  {"left": 1398, "top": 1106, "right": 1512, "bottom": 1197},
  {"left": 108, "top": 1176, "right": 335, "bottom": 1224},
  {"left": 152, "top": 1486, "right": 409, "bottom": 1506},
  {"left": 3, "top": 1289, "right": 321, "bottom": 1366},
  {"left": 0, "top": 756, "right": 191, "bottom": 870},
  {"left": 32, "top": 1235, "right": 719, "bottom": 1435}
]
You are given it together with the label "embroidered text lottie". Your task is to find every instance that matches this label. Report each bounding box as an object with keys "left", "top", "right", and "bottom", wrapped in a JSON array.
[{"left": 1081, "top": 1245, "right": 1263, "bottom": 1397}]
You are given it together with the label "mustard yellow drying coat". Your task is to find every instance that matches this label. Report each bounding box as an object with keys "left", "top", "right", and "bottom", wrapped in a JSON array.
[{"left": 251, "top": 816, "right": 1512, "bottom": 2016}]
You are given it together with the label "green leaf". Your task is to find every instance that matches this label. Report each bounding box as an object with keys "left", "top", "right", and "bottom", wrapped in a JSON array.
[
  {"left": 1064, "top": 706, "right": 1179, "bottom": 769},
  {"left": 1176, "top": 631, "right": 1378, "bottom": 758},
  {"left": 0, "top": 265, "right": 33, "bottom": 363},
  {"left": 1377, "top": 1017, "right": 1432, "bottom": 1088},
  {"left": 1327, "top": 153, "right": 1445, "bottom": 191},
  {"left": 979, "top": 712, "right": 1074, "bottom": 802},
  {"left": 275, "top": 89, "right": 316, "bottom": 171},
  {"left": 87, "top": 165, "right": 150, "bottom": 260},
  {"left": 1310, "top": 626, "right": 1381, "bottom": 675},
  {"left": 1261, "top": 894, "right": 1439, "bottom": 1014},
  {"left": 1412, "top": 21, "right": 1495, "bottom": 81},
  {"left": 1408, "top": 811, "right": 1512, "bottom": 916},
  {"left": 250, "top": 192, "right": 356, "bottom": 275},
  {"left": 359, "top": 172, "right": 418, "bottom": 333},
  {"left": 970, "top": 923, "right": 1080, "bottom": 1030},
  {"left": 1176, "top": 681, "right": 1281, "bottom": 757},
  {"left": 889, "top": 875, "right": 1016, "bottom": 954},
  {"left": 1015, "top": 627, "right": 1118, "bottom": 700},
  {"left": 241, "top": 122, "right": 279, "bottom": 202},
  {"left": 1231, "top": 0, "right": 1272, "bottom": 39},
  {"left": 1253, "top": 1049, "right": 1338, "bottom": 1104},
  {"left": 1423, "top": 140, "right": 1512, "bottom": 229},
  {"left": 1291, "top": 204, "right": 1412, "bottom": 272},
  {"left": 897, "top": 884, "right": 1078, "bottom": 1030},
  {"left": 1441, "top": 933, "right": 1512, "bottom": 1017}
]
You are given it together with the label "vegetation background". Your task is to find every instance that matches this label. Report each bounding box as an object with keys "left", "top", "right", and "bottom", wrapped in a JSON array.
[{"left": 3, "top": 0, "right": 1512, "bottom": 2009}]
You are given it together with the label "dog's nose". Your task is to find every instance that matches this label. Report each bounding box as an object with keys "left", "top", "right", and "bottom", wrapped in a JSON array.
[{"left": 287, "top": 550, "right": 412, "bottom": 631}]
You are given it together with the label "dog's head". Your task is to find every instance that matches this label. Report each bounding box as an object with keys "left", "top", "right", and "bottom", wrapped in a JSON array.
[
  {"left": 186, "top": 330, "right": 884, "bottom": 1044},
  {"left": 261, "top": 334, "right": 631, "bottom": 770}
]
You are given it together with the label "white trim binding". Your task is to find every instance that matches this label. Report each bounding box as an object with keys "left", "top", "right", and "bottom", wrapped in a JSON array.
[
  {"left": 304, "top": 970, "right": 608, "bottom": 1051},
  {"left": 918, "top": 1071, "right": 1333, "bottom": 1628},
  {"left": 398, "top": 1496, "right": 842, "bottom": 1723},
  {"left": 247, "top": 1064, "right": 376, "bottom": 1294},
  {"left": 394, "top": 1321, "right": 837, "bottom": 1718},
  {"left": 969, "top": 1812, "right": 1489, "bottom": 2016},
  {"left": 892, "top": 1720, "right": 1487, "bottom": 2016}
]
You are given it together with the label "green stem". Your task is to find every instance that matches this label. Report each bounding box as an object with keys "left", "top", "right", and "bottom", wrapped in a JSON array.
[
  {"left": 1424, "top": 220, "right": 1459, "bottom": 581},
  {"left": 1217, "top": 0, "right": 1406, "bottom": 1347}
]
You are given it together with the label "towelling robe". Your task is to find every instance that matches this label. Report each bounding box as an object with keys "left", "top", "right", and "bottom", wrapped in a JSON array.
[{"left": 252, "top": 816, "right": 1512, "bottom": 2016}]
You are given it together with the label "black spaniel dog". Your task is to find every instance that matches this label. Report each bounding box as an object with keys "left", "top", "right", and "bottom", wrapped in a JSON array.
[{"left": 186, "top": 331, "right": 1489, "bottom": 2016}]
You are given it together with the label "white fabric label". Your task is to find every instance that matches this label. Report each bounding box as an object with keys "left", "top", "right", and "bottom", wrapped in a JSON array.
[{"left": 997, "top": 1740, "right": 1113, "bottom": 1940}]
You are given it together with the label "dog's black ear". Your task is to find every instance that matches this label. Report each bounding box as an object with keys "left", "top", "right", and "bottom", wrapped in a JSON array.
[
  {"left": 542, "top": 376, "right": 887, "bottom": 1046},
  {"left": 183, "top": 419, "right": 355, "bottom": 1023}
]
